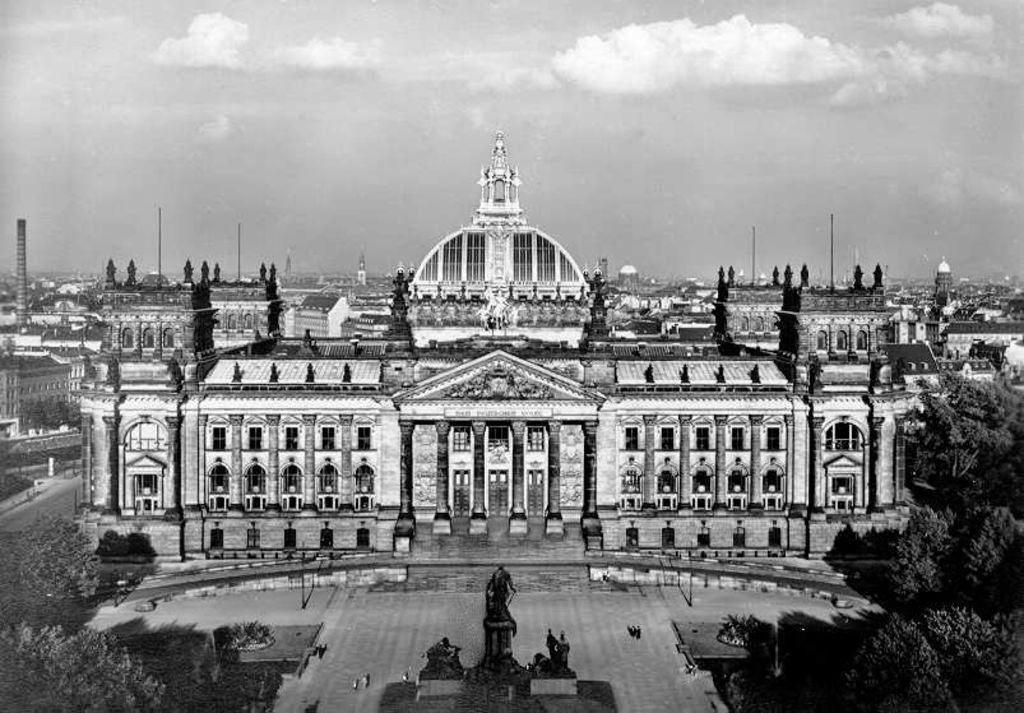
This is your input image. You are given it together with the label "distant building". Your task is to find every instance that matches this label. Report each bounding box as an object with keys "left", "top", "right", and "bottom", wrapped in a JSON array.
[
  {"left": 943, "top": 321, "right": 1024, "bottom": 359},
  {"left": 289, "top": 294, "right": 349, "bottom": 338},
  {"left": 618, "top": 264, "right": 640, "bottom": 291},
  {"left": 935, "top": 258, "right": 953, "bottom": 307}
]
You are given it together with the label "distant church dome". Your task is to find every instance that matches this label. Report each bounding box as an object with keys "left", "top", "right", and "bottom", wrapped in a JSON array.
[
  {"left": 619, "top": 265, "right": 638, "bottom": 276},
  {"left": 937, "top": 258, "right": 951, "bottom": 274}
]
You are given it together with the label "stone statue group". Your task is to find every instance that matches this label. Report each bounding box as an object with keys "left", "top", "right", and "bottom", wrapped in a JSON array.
[{"left": 528, "top": 628, "right": 571, "bottom": 677}]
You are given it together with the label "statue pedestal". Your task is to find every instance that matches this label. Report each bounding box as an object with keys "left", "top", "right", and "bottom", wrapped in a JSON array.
[
  {"left": 483, "top": 617, "right": 516, "bottom": 668},
  {"left": 509, "top": 515, "right": 528, "bottom": 536},
  {"left": 530, "top": 676, "right": 578, "bottom": 696},
  {"left": 469, "top": 516, "right": 488, "bottom": 536}
]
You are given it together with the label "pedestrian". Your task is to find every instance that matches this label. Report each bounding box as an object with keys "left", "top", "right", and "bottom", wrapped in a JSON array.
[
  {"left": 352, "top": 678, "right": 359, "bottom": 690},
  {"left": 363, "top": 673, "right": 370, "bottom": 688},
  {"left": 636, "top": 625, "right": 642, "bottom": 640},
  {"left": 317, "top": 645, "right": 325, "bottom": 659}
]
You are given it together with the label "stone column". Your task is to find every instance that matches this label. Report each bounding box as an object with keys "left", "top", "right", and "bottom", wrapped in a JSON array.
[
  {"left": 164, "top": 415, "right": 182, "bottom": 519},
  {"left": 302, "top": 415, "right": 317, "bottom": 512},
  {"left": 785, "top": 415, "right": 797, "bottom": 508},
  {"left": 581, "top": 421, "right": 600, "bottom": 541},
  {"left": 749, "top": 416, "right": 763, "bottom": 509},
  {"left": 869, "top": 416, "right": 883, "bottom": 512},
  {"left": 809, "top": 415, "right": 825, "bottom": 512},
  {"left": 678, "top": 416, "right": 691, "bottom": 510},
  {"left": 546, "top": 420, "right": 563, "bottom": 535},
  {"left": 643, "top": 415, "right": 656, "bottom": 510},
  {"left": 434, "top": 421, "right": 451, "bottom": 534},
  {"left": 510, "top": 421, "right": 527, "bottom": 534},
  {"left": 266, "top": 415, "right": 281, "bottom": 512},
  {"left": 340, "top": 415, "right": 353, "bottom": 509},
  {"left": 80, "top": 412, "right": 92, "bottom": 509},
  {"left": 398, "top": 421, "right": 415, "bottom": 521},
  {"left": 859, "top": 429, "right": 870, "bottom": 511},
  {"left": 714, "top": 415, "right": 727, "bottom": 509},
  {"left": 196, "top": 414, "right": 208, "bottom": 511},
  {"left": 471, "top": 421, "right": 487, "bottom": 518},
  {"left": 229, "top": 415, "right": 243, "bottom": 512},
  {"left": 582, "top": 421, "right": 598, "bottom": 518},
  {"left": 894, "top": 417, "right": 906, "bottom": 505},
  {"left": 102, "top": 414, "right": 119, "bottom": 514}
]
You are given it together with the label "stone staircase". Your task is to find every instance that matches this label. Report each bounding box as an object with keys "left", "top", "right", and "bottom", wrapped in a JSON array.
[
  {"left": 368, "top": 562, "right": 617, "bottom": 594},
  {"left": 409, "top": 516, "right": 586, "bottom": 562}
]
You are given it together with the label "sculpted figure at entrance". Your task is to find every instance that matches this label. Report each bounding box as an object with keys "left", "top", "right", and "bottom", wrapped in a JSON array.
[{"left": 485, "top": 565, "right": 517, "bottom": 634}]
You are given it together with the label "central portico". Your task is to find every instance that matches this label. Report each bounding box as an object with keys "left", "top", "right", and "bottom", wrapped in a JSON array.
[{"left": 394, "top": 350, "right": 603, "bottom": 541}]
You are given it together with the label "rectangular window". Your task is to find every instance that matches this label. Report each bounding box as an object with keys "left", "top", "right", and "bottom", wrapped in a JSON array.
[
  {"left": 211, "top": 426, "right": 226, "bottom": 451},
  {"left": 730, "top": 427, "right": 744, "bottom": 451},
  {"left": 356, "top": 426, "right": 372, "bottom": 450},
  {"left": 766, "top": 426, "right": 781, "bottom": 451},
  {"left": 488, "top": 426, "right": 510, "bottom": 450},
  {"left": 466, "top": 232, "right": 486, "bottom": 282},
  {"left": 283, "top": 528, "right": 297, "bottom": 549},
  {"left": 536, "top": 237, "right": 556, "bottom": 282},
  {"left": 697, "top": 529, "right": 711, "bottom": 547},
  {"left": 284, "top": 426, "right": 299, "bottom": 451},
  {"left": 513, "top": 233, "right": 533, "bottom": 282},
  {"left": 246, "top": 528, "right": 260, "bottom": 549},
  {"left": 321, "top": 426, "right": 336, "bottom": 450},
  {"left": 527, "top": 426, "right": 545, "bottom": 451},
  {"left": 695, "top": 426, "right": 711, "bottom": 451},
  {"left": 660, "top": 427, "right": 674, "bottom": 451},
  {"left": 247, "top": 426, "right": 263, "bottom": 451},
  {"left": 624, "top": 426, "right": 639, "bottom": 451},
  {"left": 452, "top": 427, "right": 471, "bottom": 452}
]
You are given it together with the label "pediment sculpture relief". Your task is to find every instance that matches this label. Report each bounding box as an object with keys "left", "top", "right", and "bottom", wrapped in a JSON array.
[{"left": 444, "top": 365, "right": 555, "bottom": 400}]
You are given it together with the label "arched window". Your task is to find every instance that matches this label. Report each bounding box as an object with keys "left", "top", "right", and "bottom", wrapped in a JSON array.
[
  {"left": 693, "top": 467, "right": 713, "bottom": 495},
  {"left": 740, "top": 317, "right": 749, "bottom": 331},
  {"left": 226, "top": 314, "right": 236, "bottom": 330},
  {"left": 208, "top": 463, "right": 230, "bottom": 494},
  {"left": 825, "top": 422, "right": 862, "bottom": 451},
  {"left": 657, "top": 469, "right": 676, "bottom": 494},
  {"left": 281, "top": 463, "right": 303, "bottom": 494},
  {"left": 493, "top": 179, "right": 505, "bottom": 203},
  {"left": 355, "top": 464, "right": 375, "bottom": 494},
  {"left": 125, "top": 421, "right": 166, "bottom": 451},
  {"left": 245, "top": 463, "right": 266, "bottom": 493},
  {"left": 816, "top": 331, "right": 828, "bottom": 351},
  {"left": 727, "top": 468, "right": 746, "bottom": 494},
  {"left": 162, "top": 329, "right": 175, "bottom": 349},
  {"left": 318, "top": 463, "right": 338, "bottom": 492},
  {"left": 752, "top": 316, "right": 764, "bottom": 331},
  {"left": 244, "top": 314, "right": 253, "bottom": 330},
  {"left": 621, "top": 465, "right": 642, "bottom": 494},
  {"left": 856, "top": 330, "right": 868, "bottom": 351},
  {"left": 142, "top": 329, "right": 155, "bottom": 349},
  {"left": 122, "top": 328, "right": 134, "bottom": 349},
  {"left": 836, "top": 330, "right": 848, "bottom": 351},
  {"left": 763, "top": 467, "right": 783, "bottom": 494}
]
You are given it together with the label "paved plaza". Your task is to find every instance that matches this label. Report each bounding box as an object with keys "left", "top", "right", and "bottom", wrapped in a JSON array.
[{"left": 91, "top": 571, "right": 876, "bottom": 713}]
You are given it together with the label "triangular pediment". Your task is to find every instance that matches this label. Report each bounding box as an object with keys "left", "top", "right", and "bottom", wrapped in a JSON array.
[
  {"left": 823, "top": 453, "right": 862, "bottom": 470},
  {"left": 125, "top": 454, "right": 167, "bottom": 470},
  {"left": 395, "top": 350, "right": 603, "bottom": 403}
]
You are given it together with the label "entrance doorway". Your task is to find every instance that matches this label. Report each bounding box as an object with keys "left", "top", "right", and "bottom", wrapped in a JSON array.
[
  {"left": 488, "top": 470, "right": 509, "bottom": 517},
  {"left": 527, "top": 469, "right": 545, "bottom": 515},
  {"left": 452, "top": 469, "right": 471, "bottom": 517}
]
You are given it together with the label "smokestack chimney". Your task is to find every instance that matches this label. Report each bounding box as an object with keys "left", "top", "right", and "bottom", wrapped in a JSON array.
[{"left": 16, "top": 219, "right": 28, "bottom": 328}]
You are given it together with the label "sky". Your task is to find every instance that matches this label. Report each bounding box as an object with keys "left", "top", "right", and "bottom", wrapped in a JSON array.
[{"left": 1, "top": 0, "right": 1021, "bottom": 281}]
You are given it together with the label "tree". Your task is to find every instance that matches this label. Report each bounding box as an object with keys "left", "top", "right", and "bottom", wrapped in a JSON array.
[
  {"left": 887, "top": 507, "right": 953, "bottom": 607},
  {"left": 0, "top": 516, "right": 98, "bottom": 628},
  {"left": 919, "top": 606, "right": 1020, "bottom": 699},
  {"left": 0, "top": 624, "right": 164, "bottom": 712},
  {"left": 844, "top": 615, "right": 954, "bottom": 712},
  {"left": 911, "top": 374, "right": 1024, "bottom": 515},
  {"left": 952, "top": 508, "right": 1024, "bottom": 616}
]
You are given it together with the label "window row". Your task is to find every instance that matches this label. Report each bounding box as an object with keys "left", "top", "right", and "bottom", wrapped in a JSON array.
[
  {"left": 206, "top": 463, "right": 376, "bottom": 513},
  {"left": 622, "top": 424, "right": 785, "bottom": 452},
  {"left": 451, "top": 425, "right": 547, "bottom": 452},
  {"left": 816, "top": 329, "right": 869, "bottom": 352},
  {"left": 626, "top": 525, "right": 784, "bottom": 550},
  {"left": 219, "top": 313, "right": 258, "bottom": 331},
  {"left": 120, "top": 327, "right": 176, "bottom": 350},
  {"left": 207, "top": 424, "right": 373, "bottom": 451},
  {"left": 209, "top": 525, "right": 372, "bottom": 551}
]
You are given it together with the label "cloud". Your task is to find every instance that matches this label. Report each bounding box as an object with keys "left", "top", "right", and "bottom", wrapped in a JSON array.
[
  {"left": 269, "top": 37, "right": 381, "bottom": 71},
  {"left": 469, "top": 67, "right": 560, "bottom": 92},
  {"left": 551, "top": 15, "right": 868, "bottom": 93},
  {"left": 197, "top": 115, "right": 234, "bottom": 143},
  {"left": 923, "top": 168, "right": 1021, "bottom": 208},
  {"left": 885, "top": 3, "right": 993, "bottom": 39},
  {"left": 153, "top": 13, "right": 250, "bottom": 69},
  {"left": 547, "top": 14, "right": 1004, "bottom": 106}
]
